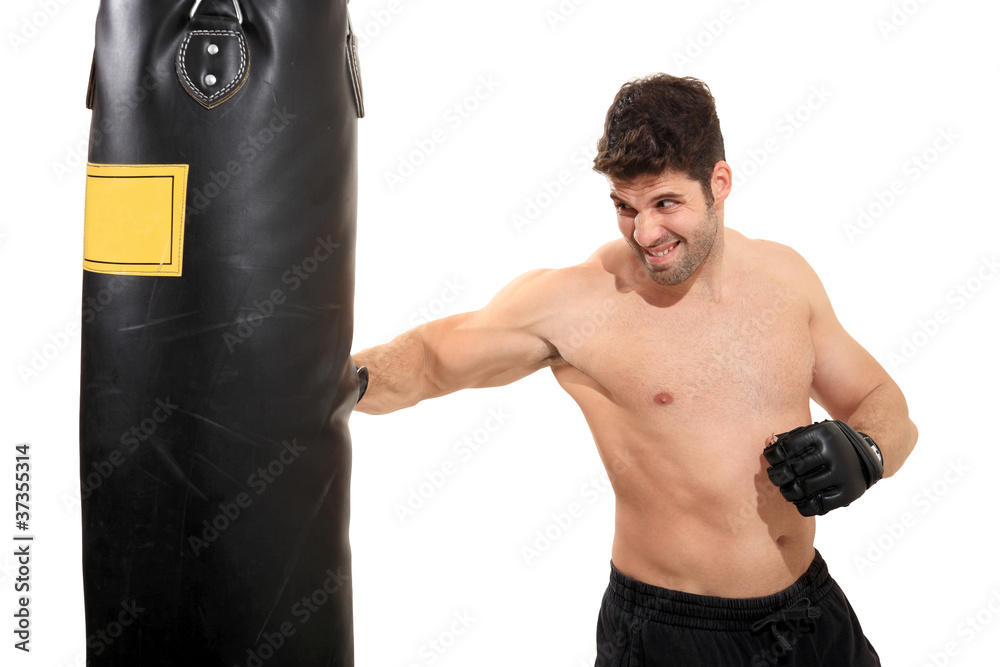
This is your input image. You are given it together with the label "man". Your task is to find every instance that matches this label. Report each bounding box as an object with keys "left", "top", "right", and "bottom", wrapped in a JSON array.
[{"left": 351, "top": 74, "right": 917, "bottom": 666}]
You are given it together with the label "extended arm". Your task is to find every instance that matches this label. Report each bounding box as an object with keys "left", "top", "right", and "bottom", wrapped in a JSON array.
[{"left": 352, "top": 269, "right": 562, "bottom": 415}]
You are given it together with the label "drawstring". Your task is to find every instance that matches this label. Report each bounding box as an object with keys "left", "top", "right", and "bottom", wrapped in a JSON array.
[{"left": 750, "top": 597, "right": 821, "bottom": 651}]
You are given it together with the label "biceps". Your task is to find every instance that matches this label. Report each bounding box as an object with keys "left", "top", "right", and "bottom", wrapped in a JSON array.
[
  {"left": 422, "top": 312, "right": 557, "bottom": 394},
  {"left": 810, "top": 321, "right": 889, "bottom": 418}
]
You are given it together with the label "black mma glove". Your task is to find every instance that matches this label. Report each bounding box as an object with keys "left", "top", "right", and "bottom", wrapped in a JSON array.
[
  {"left": 762, "top": 419, "right": 884, "bottom": 517},
  {"left": 349, "top": 357, "right": 369, "bottom": 405},
  {"left": 357, "top": 365, "right": 369, "bottom": 404}
]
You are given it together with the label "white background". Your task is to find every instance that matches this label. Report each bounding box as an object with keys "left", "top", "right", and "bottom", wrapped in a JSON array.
[{"left": 2, "top": 0, "right": 999, "bottom": 665}]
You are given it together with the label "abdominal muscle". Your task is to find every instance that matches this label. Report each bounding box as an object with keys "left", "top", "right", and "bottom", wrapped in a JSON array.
[
  {"left": 611, "top": 417, "right": 816, "bottom": 598},
  {"left": 579, "top": 391, "right": 817, "bottom": 598}
]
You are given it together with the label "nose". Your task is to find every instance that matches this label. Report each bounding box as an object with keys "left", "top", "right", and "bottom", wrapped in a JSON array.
[{"left": 632, "top": 212, "right": 662, "bottom": 248}]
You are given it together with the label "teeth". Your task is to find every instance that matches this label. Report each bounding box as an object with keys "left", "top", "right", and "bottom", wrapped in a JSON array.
[{"left": 649, "top": 242, "right": 676, "bottom": 257}]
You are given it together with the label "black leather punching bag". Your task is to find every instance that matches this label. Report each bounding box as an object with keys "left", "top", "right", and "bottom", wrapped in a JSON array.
[{"left": 79, "top": 1, "right": 363, "bottom": 664}]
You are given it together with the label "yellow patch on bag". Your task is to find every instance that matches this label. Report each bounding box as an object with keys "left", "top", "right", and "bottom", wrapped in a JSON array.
[{"left": 84, "top": 163, "right": 189, "bottom": 276}]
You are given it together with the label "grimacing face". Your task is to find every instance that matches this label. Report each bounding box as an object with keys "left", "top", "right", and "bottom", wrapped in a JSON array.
[{"left": 609, "top": 171, "right": 719, "bottom": 287}]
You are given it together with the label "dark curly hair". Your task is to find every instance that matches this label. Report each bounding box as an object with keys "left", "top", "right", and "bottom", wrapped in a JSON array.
[{"left": 593, "top": 74, "right": 726, "bottom": 203}]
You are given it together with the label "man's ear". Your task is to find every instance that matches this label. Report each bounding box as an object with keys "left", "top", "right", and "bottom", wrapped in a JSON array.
[{"left": 711, "top": 161, "right": 733, "bottom": 205}]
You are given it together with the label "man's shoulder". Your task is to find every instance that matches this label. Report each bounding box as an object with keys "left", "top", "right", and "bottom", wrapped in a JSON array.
[
  {"left": 733, "top": 230, "right": 798, "bottom": 262},
  {"left": 518, "top": 240, "right": 625, "bottom": 293},
  {"left": 732, "top": 231, "right": 826, "bottom": 318},
  {"left": 584, "top": 238, "right": 630, "bottom": 264},
  {"left": 733, "top": 232, "right": 817, "bottom": 282},
  {"left": 581, "top": 238, "right": 637, "bottom": 283},
  {"left": 484, "top": 243, "right": 625, "bottom": 337}
]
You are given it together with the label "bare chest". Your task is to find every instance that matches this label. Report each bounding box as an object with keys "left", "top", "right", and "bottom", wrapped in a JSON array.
[{"left": 551, "top": 281, "right": 814, "bottom": 421}]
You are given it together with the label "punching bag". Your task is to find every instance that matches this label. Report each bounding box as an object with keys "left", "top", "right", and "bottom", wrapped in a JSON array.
[{"left": 79, "top": 1, "right": 363, "bottom": 664}]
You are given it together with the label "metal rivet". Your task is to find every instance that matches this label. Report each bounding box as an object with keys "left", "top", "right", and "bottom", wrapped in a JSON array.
[
  {"left": 205, "top": 74, "right": 217, "bottom": 86},
  {"left": 207, "top": 44, "right": 219, "bottom": 55}
]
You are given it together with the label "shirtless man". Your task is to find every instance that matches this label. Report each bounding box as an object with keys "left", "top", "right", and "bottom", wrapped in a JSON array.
[{"left": 351, "top": 74, "right": 918, "bottom": 666}]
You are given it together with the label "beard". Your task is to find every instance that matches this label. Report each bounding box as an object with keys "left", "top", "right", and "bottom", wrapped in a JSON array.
[{"left": 626, "top": 205, "right": 719, "bottom": 286}]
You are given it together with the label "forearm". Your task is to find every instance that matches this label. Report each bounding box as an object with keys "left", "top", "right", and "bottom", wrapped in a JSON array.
[
  {"left": 352, "top": 327, "right": 435, "bottom": 415},
  {"left": 843, "top": 382, "right": 918, "bottom": 478}
]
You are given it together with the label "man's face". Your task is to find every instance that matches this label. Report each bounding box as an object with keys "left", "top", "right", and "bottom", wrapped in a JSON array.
[{"left": 609, "top": 170, "right": 719, "bottom": 287}]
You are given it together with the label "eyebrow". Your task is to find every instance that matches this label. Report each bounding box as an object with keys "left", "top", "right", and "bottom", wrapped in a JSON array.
[{"left": 609, "top": 190, "right": 685, "bottom": 206}]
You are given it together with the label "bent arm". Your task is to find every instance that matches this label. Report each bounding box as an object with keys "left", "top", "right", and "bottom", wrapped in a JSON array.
[
  {"left": 353, "top": 269, "right": 561, "bottom": 415},
  {"left": 832, "top": 381, "right": 917, "bottom": 479},
  {"left": 793, "top": 250, "right": 918, "bottom": 477}
]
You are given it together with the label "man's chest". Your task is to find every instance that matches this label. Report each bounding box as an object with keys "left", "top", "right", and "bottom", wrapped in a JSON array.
[{"left": 551, "top": 282, "right": 815, "bottom": 418}]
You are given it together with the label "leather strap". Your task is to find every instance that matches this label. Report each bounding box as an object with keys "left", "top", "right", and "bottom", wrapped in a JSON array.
[
  {"left": 190, "top": 0, "right": 243, "bottom": 23},
  {"left": 85, "top": 49, "right": 96, "bottom": 110},
  {"left": 175, "top": 0, "right": 250, "bottom": 109},
  {"left": 347, "top": 13, "right": 365, "bottom": 118}
]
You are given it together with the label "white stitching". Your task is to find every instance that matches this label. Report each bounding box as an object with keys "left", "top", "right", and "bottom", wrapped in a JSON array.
[
  {"left": 178, "top": 29, "right": 247, "bottom": 105},
  {"left": 178, "top": 30, "right": 246, "bottom": 103}
]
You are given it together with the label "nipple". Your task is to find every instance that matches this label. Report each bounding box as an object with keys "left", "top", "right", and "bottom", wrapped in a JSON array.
[{"left": 654, "top": 392, "right": 674, "bottom": 406}]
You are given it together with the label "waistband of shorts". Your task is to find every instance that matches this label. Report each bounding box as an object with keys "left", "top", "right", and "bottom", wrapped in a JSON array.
[{"left": 606, "top": 549, "right": 835, "bottom": 630}]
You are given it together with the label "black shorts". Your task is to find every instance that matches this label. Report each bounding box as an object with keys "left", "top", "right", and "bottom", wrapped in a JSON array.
[{"left": 595, "top": 550, "right": 880, "bottom": 666}]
